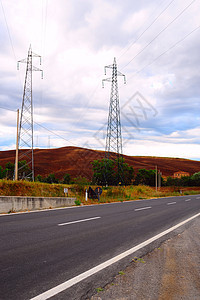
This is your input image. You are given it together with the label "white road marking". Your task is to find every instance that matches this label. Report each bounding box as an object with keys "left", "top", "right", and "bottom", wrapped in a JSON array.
[
  {"left": 185, "top": 199, "right": 191, "bottom": 202},
  {"left": 134, "top": 206, "right": 152, "bottom": 211},
  {"left": 167, "top": 202, "right": 176, "bottom": 205},
  {"left": 30, "top": 212, "right": 200, "bottom": 300},
  {"left": 58, "top": 217, "right": 101, "bottom": 226}
]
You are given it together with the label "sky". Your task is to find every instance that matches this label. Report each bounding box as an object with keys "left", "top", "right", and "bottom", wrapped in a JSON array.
[{"left": 0, "top": 0, "right": 200, "bottom": 160}]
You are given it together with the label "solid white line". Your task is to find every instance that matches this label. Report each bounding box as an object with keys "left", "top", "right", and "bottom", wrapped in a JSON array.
[
  {"left": 30, "top": 212, "right": 200, "bottom": 300},
  {"left": 167, "top": 202, "right": 176, "bottom": 205},
  {"left": 58, "top": 217, "right": 101, "bottom": 226},
  {"left": 134, "top": 206, "right": 152, "bottom": 211},
  {"left": 185, "top": 199, "right": 191, "bottom": 202}
]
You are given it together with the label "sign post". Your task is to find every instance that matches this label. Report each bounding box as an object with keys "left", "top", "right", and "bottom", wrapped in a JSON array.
[
  {"left": 64, "top": 188, "right": 68, "bottom": 197},
  {"left": 95, "top": 187, "right": 102, "bottom": 202}
]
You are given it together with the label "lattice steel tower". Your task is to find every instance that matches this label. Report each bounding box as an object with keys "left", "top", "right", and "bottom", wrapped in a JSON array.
[
  {"left": 16, "top": 45, "right": 43, "bottom": 181},
  {"left": 102, "top": 57, "right": 126, "bottom": 185}
]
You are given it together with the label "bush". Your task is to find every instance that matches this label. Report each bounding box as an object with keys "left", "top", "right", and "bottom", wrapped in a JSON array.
[{"left": 75, "top": 200, "right": 81, "bottom": 206}]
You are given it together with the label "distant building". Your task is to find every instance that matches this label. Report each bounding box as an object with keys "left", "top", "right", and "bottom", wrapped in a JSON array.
[{"left": 173, "top": 171, "right": 190, "bottom": 179}]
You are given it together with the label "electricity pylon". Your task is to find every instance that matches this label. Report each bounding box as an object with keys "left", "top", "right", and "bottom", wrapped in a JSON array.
[
  {"left": 16, "top": 45, "right": 43, "bottom": 181},
  {"left": 102, "top": 57, "right": 126, "bottom": 185}
]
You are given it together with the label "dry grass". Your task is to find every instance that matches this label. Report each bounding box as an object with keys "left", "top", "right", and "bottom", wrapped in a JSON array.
[
  {"left": 0, "top": 180, "right": 71, "bottom": 197},
  {"left": 0, "top": 181, "right": 200, "bottom": 205}
]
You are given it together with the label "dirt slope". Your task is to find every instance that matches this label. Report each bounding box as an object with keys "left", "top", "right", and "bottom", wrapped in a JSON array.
[{"left": 0, "top": 146, "right": 200, "bottom": 180}]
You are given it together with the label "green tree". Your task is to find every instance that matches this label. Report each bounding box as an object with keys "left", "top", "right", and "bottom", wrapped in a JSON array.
[
  {"left": 5, "top": 162, "right": 15, "bottom": 179},
  {"left": 63, "top": 173, "right": 71, "bottom": 184},
  {"left": 92, "top": 158, "right": 134, "bottom": 186},
  {"left": 92, "top": 159, "right": 115, "bottom": 186},
  {"left": 179, "top": 176, "right": 192, "bottom": 187},
  {"left": 134, "top": 169, "right": 163, "bottom": 186},
  {"left": 165, "top": 176, "right": 179, "bottom": 186},
  {"left": 35, "top": 174, "right": 43, "bottom": 182},
  {"left": 191, "top": 172, "right": 200, "bottom": 186},
  {"left": 121, "top": 161, "right": 134, "bottom": 185},
  {"left": 0, "top": 166, "right": 7, "bottom": 179},
  {"left": 44, "top": 173, "right": 59, "bottom": 184},
  {"left": 18, "top": 160, "right": 31, "bottom": 179}
]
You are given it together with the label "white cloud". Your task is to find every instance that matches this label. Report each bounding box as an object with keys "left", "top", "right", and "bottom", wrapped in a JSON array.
[{"left": 0, "top": 0, "right": 200, "bottom": 160}]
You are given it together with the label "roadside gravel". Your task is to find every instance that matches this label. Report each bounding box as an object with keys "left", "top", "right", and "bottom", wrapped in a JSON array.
[{"left": 90, "top": 216, "right": 200, "bottom": 300}]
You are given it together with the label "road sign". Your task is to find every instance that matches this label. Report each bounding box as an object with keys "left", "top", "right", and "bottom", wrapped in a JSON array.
[
  {"left": 95, "top": 187, "right": 102, "bottom": 195},
  {"left": 64, "top": 188, "right": 68, "bottom": 196}
]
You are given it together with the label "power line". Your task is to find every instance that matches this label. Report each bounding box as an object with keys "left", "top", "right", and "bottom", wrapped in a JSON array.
[
  {"left": 125, "top": 24, "right": 200, "bottom": 82},
  {"left": 34, "top": 122, "right": 78, "bottom": 146},
  {"left": 0, "top": 0, "right": 17, "bottom": 62},
  {"left": 0, "top": 106, "right": 17, "bottom": 112},
  {"left": 72, "top": 0, "right": 177, "bottom": 118},
  {"left": 0, "top": 0, "right": 23, "bottom": 88},
  {"left": 121, "top": 0, "right": 197, "bottom": 71},
  {"left": 0, "top": 106, "right": 77, "bottom": 147},
  {"left": 118, "top": 0, "right": 176, "bottom": 61}
]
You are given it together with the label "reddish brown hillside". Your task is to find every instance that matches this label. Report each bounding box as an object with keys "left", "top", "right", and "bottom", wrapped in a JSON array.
[{"left": 0, "top": 146, "right": 200, "bottom": 180}]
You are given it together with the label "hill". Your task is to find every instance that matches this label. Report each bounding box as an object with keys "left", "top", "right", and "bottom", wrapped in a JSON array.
[{"left": 0, "top": 146, "right": 200, "bottom": 180}]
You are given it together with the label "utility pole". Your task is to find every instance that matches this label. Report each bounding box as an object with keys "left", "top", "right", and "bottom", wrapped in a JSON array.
[
  {"left": 158, "top": 170, "right": 161, "bottom": 189},
  {"left": 102, "top": 57, "right": 126, "bottom": 185},
  {"left": 155, "top": 165, "right": 158, "bottom": 192},
  {"left": 14, "top": 109, "right": 19, "bottom": 181},
  {"left": 159, "top": 170, "right": 162, "bottom": 189},
  {"left": 16, "top": 45, "right": 43, "bottom": 181}
]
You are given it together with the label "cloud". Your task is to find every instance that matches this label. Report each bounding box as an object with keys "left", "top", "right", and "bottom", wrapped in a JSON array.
[{"left": 0, "top": 0, "right": 200, "bottom": 160}]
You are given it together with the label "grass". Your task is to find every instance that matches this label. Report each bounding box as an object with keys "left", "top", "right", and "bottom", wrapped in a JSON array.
[
  {"left": 0, "top": 180, "right": 73, "bottom": 198},
  {"left": 118, "top": 271, "right": 125, "bottom": 275},
  {"left": 132, "top": 257, "right": 145, "bottom": 263},
  {"left": 0, "top": 180, "right": 200, "bottom": 205},
  {"left": 96, "top": 287, "right": 104, "bottom": 293}
]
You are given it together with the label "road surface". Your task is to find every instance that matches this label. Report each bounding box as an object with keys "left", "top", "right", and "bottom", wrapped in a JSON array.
[{"left": 0, "top": 195, "right": 200, "bottom": 299}]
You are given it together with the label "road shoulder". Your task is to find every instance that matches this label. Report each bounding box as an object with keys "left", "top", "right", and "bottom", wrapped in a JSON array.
[{"left": 90, "top": 217, "right": 200, "bottom": 300}]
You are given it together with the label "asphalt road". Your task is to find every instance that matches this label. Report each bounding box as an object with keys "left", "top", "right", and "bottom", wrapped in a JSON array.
[{"left": 0, "top": 195, "right": 200, "bottom": 300}]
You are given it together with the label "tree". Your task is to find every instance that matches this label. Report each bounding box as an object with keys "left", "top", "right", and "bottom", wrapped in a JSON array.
[
  {"left": 122, "top": 161, "right": 134, "bottom": 185},
  {"left": 0, "top": 166, "right": 7, "bottom": 179},
  {"left": 179, "top": 176, "right": 192, "bottom": 187},
  {"left": 134, "top": 169, "right": 163, "bottom": 186},
  {"left": 92, "top": 158, "right": 134, "bottom": 186},
  {"left": 191, "top": 172, "right": 200, "bottom": 186},
  {"left": 165, "top": 176, "right": 179, "bottom": 187},
  {"left": 63, "top": 173, "right": 71, "bottom": 184},
  {"left": 44, "top": 173, "right": 59, "bottom": 184},
  {"left": 5, "top": 162, "right": 15, "bottom": 179},
  {"left": 35, "top": 174, "right": 43, "bottom": 182},
  {"left": 18, "top": 160, "right": 31, "bottom": 179},
  {"left": 92, "top": 159, "right": 115, "bottom": 186}
]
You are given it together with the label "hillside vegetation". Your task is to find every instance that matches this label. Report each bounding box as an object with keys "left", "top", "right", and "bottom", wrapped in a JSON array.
[{"left": 1, "top": 146, "right": 200, "bottom": 180}]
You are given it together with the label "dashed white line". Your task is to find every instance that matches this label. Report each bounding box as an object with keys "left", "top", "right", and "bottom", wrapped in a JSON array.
[
  {"left": 167, "top": 202, "right": 176, "bottom": 205},
  {"left": 134, "top": 206, "right": 152, "bottom": 211},
  {"left": 58, "top": 217, "right": 101, "bottom": 226},
  {"left": 30, "top": 212, "right": 200, "bottom": 300},
  {"left": 185, "top": 199, "right": 191, "bottom": 202}
]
